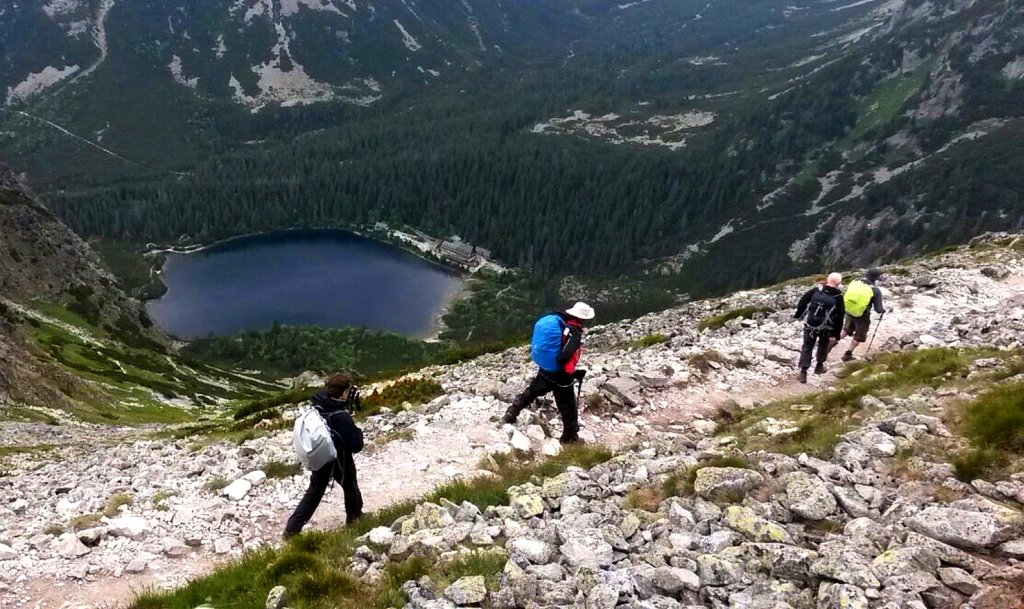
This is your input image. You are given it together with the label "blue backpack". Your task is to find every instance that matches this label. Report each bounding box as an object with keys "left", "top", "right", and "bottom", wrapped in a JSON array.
[{"left": 530, "top": 314, "right": 565, "bottom": 372}]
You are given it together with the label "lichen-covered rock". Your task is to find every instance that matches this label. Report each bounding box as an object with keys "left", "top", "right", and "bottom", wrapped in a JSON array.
[
  {"left": 265, "top": 586, "right": 289, "bottom": 609},
  {"left": 560, "top": 529, "right": 614, "bottom": 569},
  {"left": 692, "top": 467, "right": 764, "bottom": 499},
  {"left": 401, "top": 503, "right": 456, "bottom": 535},
  {"left": 508, "top": 538, "right": 554, "bottom": 565},
  {"left": 650, "top": 566, "right": 700, "bottom": 594},
  {"left": 811, "top": 542, "right": 881, "bottom": 588},
  {"left": 907, "top": 506, "right": 1017, "bottom": 550},
  {"left": 723, "top": 506, "right": 794, "bottom": 544},
  {"left": 445, "top": 576, "right": 487, "bottom": 605},
  {"left": 696, "top": 552, "right": 744, "bottom": 586},
  {"left": 782, "top": 471, "right": 837, "bottom": 520},
  {"left": 744, "top": 543, "right": 817, "bottom": 581},
  {"left": 817, "top": 582, "right": 869, "bottom": 609}
]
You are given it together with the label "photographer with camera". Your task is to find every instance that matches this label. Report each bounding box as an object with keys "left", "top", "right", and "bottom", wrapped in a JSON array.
[
  {"left": 284, "top": 372, "right": 364, "bottom": 538},
  {"left": 502, "top": 302, "right": 594, "bottom": 444}
]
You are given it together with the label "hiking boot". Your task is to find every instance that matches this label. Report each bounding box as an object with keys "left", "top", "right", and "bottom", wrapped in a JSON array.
[
  {"left": 501, "top": 409, "right": 519, "bottom": 425},
  {"left": 841, "top": 350, "right": 855, "bottom": 362},
  {"left": 559, "top": 437, "right": 584, "bottom": 446},
  {"left": 798, "top": 369, "right": 808, "bottom": 384},
  {"left": 282, "top": 530, "right": 298, "bottom": 541},
  {"left": 814, "top": 363, "right": 827, "bottom": 375}
]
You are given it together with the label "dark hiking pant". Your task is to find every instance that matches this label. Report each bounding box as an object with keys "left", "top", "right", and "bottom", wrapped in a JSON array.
[
  {"left": 507, "top": 372, "right": 579, "bottom": 442},
  {"left": 285, "top": 452, "right": 362, "bottom": 535},
  {"left": 799, "top": 327, "right": 833, "bottom": 371}
]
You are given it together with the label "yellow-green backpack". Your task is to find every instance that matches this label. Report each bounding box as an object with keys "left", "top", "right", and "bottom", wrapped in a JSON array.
[{"left": 844, "top": 280, "right": 874, "bottom": 317}]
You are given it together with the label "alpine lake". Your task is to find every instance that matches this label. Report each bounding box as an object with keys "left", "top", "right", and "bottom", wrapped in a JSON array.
[{"left": 147, "top": 230, "right": 464, "bottom": 339}]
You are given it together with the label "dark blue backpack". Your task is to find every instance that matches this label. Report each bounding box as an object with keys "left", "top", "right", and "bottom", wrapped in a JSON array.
[{"left": 530, "top": 314, "right": 565, "bottom": 372}]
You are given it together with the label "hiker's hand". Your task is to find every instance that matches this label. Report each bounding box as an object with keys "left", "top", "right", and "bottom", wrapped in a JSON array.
[
  {"left": 829, "top": 337, "right": 839, "bottom": 347},
  {"left": 573, "top": 369, "right": 587, "bottom": 381},
  {"left": 840, "top": 331, "right": 847, "bottom": 339}
]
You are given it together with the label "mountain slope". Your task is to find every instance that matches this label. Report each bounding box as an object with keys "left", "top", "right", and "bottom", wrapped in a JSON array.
[{"left": 2, "top": 231, "right": 1023, "bottom": 607}]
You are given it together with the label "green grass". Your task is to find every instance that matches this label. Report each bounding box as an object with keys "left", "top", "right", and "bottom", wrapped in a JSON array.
[
  {"left": 724, "top": 348, "right": 993, "bottom": 457},
  {"left": 103, "top": 493, "right": 134, "bottom": 518},
  {"left": 950, "top": 382, "right": 1024, "bottom": 481},
  {"left": 131, "top": 444, "right": 611, "bottom": 609},
  {"left": 698, "top": 306, "right": 771, "bottom": 331},
  {"left": 612, "top": 334, "right": 670, "bottom": 352},
  {"left": 263, "top": 460, "right": 303, "bottom": 479},
  {"left": 360, "top": 378, "right": 445, "bottom": 419},
  {"left": 68, "top": 513, "right": 102, "bottom": 531},
  {"left": 959, "top": 383, "right": 1024, "bottom": 451},
  {"left": 845, "top": 68, "right": 930, "bottom": 143}
]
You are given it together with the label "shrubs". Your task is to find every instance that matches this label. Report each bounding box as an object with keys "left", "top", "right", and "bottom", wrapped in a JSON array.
[
  {"left": 360, "top": 378, "right": 445, "bottom": 418},
  {"left": 625, "top": 487, "right": 664, "bottom": 512},
  {"left": 688, "top": 350, "right": 725, "bottom": 374}
]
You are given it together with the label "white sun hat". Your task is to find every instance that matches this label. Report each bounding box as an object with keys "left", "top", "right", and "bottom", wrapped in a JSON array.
[{"left": 565, "top": 302, "right": 595, "bottom": 320}]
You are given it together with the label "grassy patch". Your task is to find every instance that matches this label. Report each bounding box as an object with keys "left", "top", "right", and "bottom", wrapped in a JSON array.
[
  {"left": 68, "top": 513, "right": 102, "bottom": 531},
  {"left": 130, "top": 444, "right": 611, "bottom": 609},
  {"left": 44, "top": 524, "right": 66, "bottom": 536},
  {"left": 204, "top": 476, "right": 230, "bottom": 492},
  {"left": 263, "top": 460, "right": 303, "bottom": 479},
  {"left": 152, "top": 490, "right": 179, "bottom": 510},
  {"left": 103, "top": 492, "right": 134, "bottom": 518},
  {"left": 613, "top": 334, "right": 669, "bottom": 352},
  {"left": 950, "top": 382, "right": 1024, "bottom": 481},
  {"left": 360, "top": 378, "right": 445, "bottom": 419},
  {"left": 688, "top": 350, "right": 725, "bottom": 373},
  {"left": 721, "top": 348, "right": 989, "bottom": 458},
  {"left": 625, "top": 486, "right": 664, "bottom": 512},
  {"left": 698, "top": 306, "right": 771, "bottom": 331},
  {"left": 366, "top": 428, "right": 416, "bottom": 454}
]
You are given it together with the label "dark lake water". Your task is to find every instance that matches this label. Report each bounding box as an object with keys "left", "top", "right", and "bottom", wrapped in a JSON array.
[{"left": 147, "top": 230, "right": 463, "bottom": 339}]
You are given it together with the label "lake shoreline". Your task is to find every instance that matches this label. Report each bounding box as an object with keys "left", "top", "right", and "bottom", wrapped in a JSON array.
[{"left": 146, "top": 228, "right": 470, "bottom": 341}]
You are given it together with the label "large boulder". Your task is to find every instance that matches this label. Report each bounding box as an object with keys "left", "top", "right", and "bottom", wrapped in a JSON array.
[
  {"left": 445, "top": 576, "right": 487, "bottom": 605},
  {"left": 601, "top": 377, "right": 641, "bottom": 407},
  {"left": 907, "top": 506, "right": 1017, "bottom": 550},
  {"left": 782, "top": 472, "right": 837, "bottom": 520},
  {"left": 723, "top": 506, "right": 794, "bottom": 544},
  {"left": 692, "top": 467, "right": 764, "bottom": 499},
  {"left": 560, "top": 529, "right": 614, "bottom": 569},
  {"left": 817, "top": 582, "right": 869, "bottom": 609}
]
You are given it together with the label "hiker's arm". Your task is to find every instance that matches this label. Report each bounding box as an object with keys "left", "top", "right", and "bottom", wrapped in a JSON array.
[
  {"left": 872, "top": 287, "right": 886, "bottom": 315},
  {"left": 331, "top": 412, "right": 365, "bottom": 454},
  {"left": 556, "top": 326, "right": 582, "bottom": 367},
  {"left": 832, "top": 298, "right": 845, "bottom": 339},
  {"left": 794, "top": 288, "right": 813, "bottom": 318}
]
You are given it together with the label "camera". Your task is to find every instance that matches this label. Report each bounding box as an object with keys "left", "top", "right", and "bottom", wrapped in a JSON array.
[{"left": 344, "top": 385, "right": 362, "bottom": 412}]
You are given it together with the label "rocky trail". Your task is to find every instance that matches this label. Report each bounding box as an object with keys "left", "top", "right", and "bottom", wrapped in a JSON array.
[{"left": 3, "top": 235, "right": 1024, "bottom": 608}]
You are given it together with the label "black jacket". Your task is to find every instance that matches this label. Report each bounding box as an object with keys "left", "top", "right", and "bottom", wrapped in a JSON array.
[
  {"left": 553, "top": 311, "right": 584, "bottom": 371},
  {"left": 311, "top": 391, "right": 364, "bottom": 454},
  {"left": 794, "top": 285, "right": 845, "bottom": 339},
  {"left": 867, "top": 283, "right": 886, "bottom": 316}
]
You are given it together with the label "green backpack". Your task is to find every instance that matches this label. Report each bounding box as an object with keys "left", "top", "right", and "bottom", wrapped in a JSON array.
[{"left": 844, "top": 280, "right": 874, "bottom": 317}]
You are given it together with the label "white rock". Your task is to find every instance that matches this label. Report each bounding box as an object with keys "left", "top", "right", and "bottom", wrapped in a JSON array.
[
  {"left": 510, "top": 430, "right": 532, "bottom": 452},
  {"left": 222, "top": 479, "right": 253, "bottom": 501},
  {"left": 214, "top": 537, "right": 235, "bottom": 554},
  {"left": 107, "top": 516, "right": 151, "bottom": 540},
  {"left": 243, "top": 470, "right": 268, "bottom": 487},
  {"left": 55, "top": 533, "right": 91, "bottom": 559},
  {"left": 0, "top": 543, "right": 16, "bottom": 561}
]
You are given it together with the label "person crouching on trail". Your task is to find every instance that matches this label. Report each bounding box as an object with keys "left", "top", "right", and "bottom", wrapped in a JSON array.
[
  {"left": 502, "top": 302, "right": 595, "bottom": 444},
  {"left": 793, "top": 273, "right": 845, "bottom": 384},
  {"left": 284, "top": 373, "right": 364, "bottom": 538},
  {"left": 840, "top": 267, "right": 886, "bottom": 362}
]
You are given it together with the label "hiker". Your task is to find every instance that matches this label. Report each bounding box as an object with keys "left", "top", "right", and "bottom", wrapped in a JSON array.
[
  {"left": 502, "top": 302, "right": 595, "bottom": 444},
  {"left": 284, "top": 372, "right": 364, "bottom": 538},
  {"left": 793, "top": 273, "right": 845, "bottom": 384},
  {"left": 840, "top": 267, "right": 886, "bottom": 362}
]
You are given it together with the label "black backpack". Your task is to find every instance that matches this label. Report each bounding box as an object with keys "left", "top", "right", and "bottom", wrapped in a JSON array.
[{"left": 804, "top": 288, "right": 837, "bottom": 333}]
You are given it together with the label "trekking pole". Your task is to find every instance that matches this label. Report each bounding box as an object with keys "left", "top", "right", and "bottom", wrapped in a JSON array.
[
  {"left": 865, "top": 313, "right": 884, "bottom": 354},
  {"left": 576, "top": 377, "right": 585, "bottom": 407}
]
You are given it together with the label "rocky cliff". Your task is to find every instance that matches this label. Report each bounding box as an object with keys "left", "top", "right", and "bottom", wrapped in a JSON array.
[{"left": 2, "top": 232, "right": 1023, "bottom": 608}]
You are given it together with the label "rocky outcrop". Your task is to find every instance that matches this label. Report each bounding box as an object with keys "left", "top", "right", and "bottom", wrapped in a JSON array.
[{"left": 0, "top": 165, "right": 163, "bottom": 408}]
